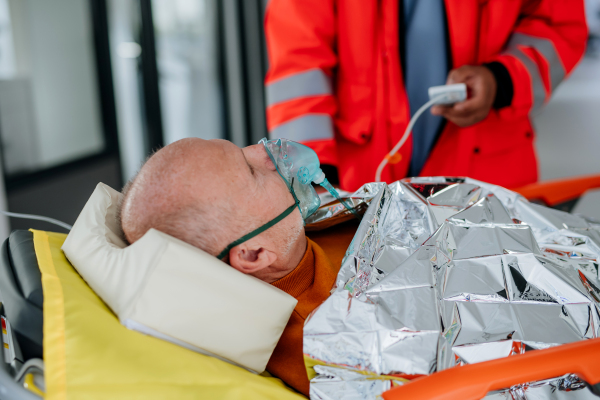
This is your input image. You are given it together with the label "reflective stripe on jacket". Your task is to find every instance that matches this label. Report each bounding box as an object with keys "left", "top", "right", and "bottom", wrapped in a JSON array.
[{"left": 264, "top": 0, "right": 588, "bottom": 191}]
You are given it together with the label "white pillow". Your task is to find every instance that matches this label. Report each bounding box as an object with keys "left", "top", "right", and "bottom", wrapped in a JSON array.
[{"left": 62, "top": 183, "right": 297, "bottom": 373}]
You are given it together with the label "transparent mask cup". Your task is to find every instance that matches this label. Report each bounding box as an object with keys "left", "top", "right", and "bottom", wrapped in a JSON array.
[{"left": 260, "top": 138, "right": 360, "bottom": 221}]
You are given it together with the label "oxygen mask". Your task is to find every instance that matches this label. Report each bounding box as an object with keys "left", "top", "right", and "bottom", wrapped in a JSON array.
[
  {"left": 259, "top": 138, "right": 325, "bottom": 220},
  {"left": 260, "top": 138, "right": 361, "bottom": 221}
]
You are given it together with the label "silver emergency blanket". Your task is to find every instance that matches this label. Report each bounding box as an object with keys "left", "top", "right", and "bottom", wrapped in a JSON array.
[{"left": 304, "top": 177, "right": 600, "bottom": 400}]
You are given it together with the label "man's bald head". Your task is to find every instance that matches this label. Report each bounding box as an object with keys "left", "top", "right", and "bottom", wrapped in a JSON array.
[
  {"left": 120, "top": 138, "right": 234, "bottom": 255},
  {"left": 119, "top": 138, "right": 307, "bottom": 282}
]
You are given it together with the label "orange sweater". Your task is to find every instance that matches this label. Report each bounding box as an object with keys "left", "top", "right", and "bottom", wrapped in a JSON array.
[{"left": 267, "top": 221, "right": 358, "bottom": 397}]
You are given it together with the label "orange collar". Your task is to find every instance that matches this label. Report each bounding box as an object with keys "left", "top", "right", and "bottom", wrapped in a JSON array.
[{"left": 271, "top": 239, "right": 315, "bottom": 299}]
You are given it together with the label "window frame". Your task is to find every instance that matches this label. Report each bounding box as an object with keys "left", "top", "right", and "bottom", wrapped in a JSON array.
[{"left": 0, "top": 0, "right": 122, "bottom": 192}]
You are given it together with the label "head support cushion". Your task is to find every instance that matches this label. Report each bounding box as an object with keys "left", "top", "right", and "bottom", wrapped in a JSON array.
[{"left": 61, "top": 183, "right": 298, "bottom": 373}]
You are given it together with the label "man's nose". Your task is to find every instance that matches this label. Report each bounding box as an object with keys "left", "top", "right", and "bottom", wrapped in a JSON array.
[{"left": 244, "top": 144, "right": 277, "bottom": 171}]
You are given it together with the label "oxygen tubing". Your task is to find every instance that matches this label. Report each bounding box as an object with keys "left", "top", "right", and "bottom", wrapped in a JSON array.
[{"left": 375, "top": 94, "right": 446, "bottom": 182}]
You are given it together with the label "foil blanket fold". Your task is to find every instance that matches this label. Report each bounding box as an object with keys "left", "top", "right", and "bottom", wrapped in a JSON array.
[{"left": 304, "top": 177, "right": 600, "bottom": 400}]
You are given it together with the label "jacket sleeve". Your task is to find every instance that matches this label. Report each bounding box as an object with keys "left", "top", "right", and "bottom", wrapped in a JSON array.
[
  {"left": 264, "top": 0, "right": 338, "bottom": 160},
  {"left": 491, "top": 0, "right": 588, "bottom": 119}
]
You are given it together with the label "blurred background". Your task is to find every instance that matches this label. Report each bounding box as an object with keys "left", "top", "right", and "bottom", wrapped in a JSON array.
[{"left": 0, "top": 0, "right": 598, "bottom": 236}]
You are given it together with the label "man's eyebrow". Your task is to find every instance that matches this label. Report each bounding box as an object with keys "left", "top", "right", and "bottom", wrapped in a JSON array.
[{"left": 241, "top": 149, "right": 254, "bottom": 175}]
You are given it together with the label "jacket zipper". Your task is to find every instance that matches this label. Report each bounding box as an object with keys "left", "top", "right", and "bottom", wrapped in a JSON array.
[{"left": 475, "top": 0, "right": 489, "bottom": 63}]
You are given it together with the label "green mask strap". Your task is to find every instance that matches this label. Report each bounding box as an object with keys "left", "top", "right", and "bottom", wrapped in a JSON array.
[{"left": 216, "top": 181, "right": 301, "bottom": 260}]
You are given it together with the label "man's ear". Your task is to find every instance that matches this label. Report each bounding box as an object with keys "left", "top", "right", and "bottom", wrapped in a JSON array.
[{"left": 228, "top": 242, "right": 277, "bottom": 275}]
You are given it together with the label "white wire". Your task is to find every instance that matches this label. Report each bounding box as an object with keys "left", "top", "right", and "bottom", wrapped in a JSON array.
[
  {"left": 1, "top": 211, "right": 72, "bottom": 230},
  {"left": 375, "top": 94, "right": 446, "bottom": 182}
]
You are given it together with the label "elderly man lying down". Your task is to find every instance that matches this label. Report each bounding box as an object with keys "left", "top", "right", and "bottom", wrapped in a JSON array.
[
  {"left": 120, "top": 138, "right": 600, "bottom": 400},
  {"left": 120, "top": 138, "right": 352, "bottom": 396}
]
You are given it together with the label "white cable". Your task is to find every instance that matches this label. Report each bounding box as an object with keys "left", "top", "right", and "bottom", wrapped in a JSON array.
[
  {"left": 1, "top": 211, "right": 72, "bottom": 230},
  {"left": 375, "top": 94, "right": 446, "bottom": 182}
]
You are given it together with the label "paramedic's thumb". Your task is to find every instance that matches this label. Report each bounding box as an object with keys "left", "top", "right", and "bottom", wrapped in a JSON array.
[{"left": 446, "top": 65, "right": 476, "bottom": 85}]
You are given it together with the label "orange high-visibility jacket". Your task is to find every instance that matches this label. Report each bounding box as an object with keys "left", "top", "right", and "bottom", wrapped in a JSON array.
[{"left": 264, "top": 0, "right": 588, "bottom": 191}]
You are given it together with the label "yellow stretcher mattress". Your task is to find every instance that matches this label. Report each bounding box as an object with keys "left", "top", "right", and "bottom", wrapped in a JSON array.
[{"left": 32, "top": 230, "right": 304, "bottom": 400}]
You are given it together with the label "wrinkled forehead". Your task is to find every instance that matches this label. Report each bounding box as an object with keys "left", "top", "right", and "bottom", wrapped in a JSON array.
[
  {"left": 206, "top": 139, "right": 250, "bottom": 175},
  {"left": 138, "top": 139, "right": 249, "bottom": 195},
  {"left": 187, "top": 139, "right": 254, "bottom": 198}
]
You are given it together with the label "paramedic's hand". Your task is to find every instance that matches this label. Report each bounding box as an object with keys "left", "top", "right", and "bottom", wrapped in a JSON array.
[{"left": 431, "top": 65, "right": 497, "bottom": 127}]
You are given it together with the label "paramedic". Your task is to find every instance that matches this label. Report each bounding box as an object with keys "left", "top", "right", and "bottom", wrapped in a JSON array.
[
  {"left": 264, "top": 0, "right": 588, "bottom": 191},
  {"left": 120, "top": 138, "right": 353, "bottom": 397}
]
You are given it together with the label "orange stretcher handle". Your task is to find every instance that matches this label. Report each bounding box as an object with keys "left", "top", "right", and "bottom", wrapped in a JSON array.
[
  {"left": 382, "top": 337, "right": 600, "bottom": 400},
  {"left": 513, "top": 174, "right": 600, "bottom": 207}
]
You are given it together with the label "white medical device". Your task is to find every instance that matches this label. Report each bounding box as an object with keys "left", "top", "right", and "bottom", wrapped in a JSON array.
[
  {"left": 375, "top": 83, "right": 467, "bottom": 182},
  {"left": 427, "top": 83, "right": 467, "bottom": 105}
]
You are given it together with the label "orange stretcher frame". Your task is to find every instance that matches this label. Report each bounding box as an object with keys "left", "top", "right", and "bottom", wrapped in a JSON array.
[
  {"left": 513, "top": 173, "right": 600, "bottom": 208},
  {"left": 380, "top": 174, "right": 600, "bottom": 400},
  {"left": 382, "top": 337, "right": 600, "bottom": 400}
]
